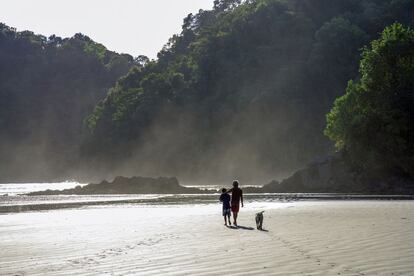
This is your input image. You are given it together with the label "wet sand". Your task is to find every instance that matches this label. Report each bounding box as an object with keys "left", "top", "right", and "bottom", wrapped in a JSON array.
[{"left": 1, "top": 201, "right": 413, "bottom": 275}]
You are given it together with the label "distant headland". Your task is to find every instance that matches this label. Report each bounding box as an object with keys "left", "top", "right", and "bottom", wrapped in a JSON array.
[
  {"left": 29, "top": 161, "right": 414, "bottom": 196},
  {"left": 28, "top": 176, "right": 211, "bottom": 195}
]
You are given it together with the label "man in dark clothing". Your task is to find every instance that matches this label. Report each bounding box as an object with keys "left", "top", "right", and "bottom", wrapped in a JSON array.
[
  {"left": 228, "top": 180, "right": 243, "bottom": 226},
  {"left": 219, "top": 188, "right": 231, "bottom": 226}
]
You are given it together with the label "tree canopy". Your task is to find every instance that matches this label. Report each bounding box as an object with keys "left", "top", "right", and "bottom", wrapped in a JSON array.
[
  {"left": 84, "top": 0, "right": 414, "bottom": 182},
  {"left": 325, "top": 23, "right": 414, "bottom": 178},
  {"left": 1, "top": 0, "right": 414, "bottom": 182},
  {"left": 0, "top": 23, "right": 136, "bottom": 181}
]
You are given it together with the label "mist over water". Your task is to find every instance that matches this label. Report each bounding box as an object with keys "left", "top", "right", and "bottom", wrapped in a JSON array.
[
  {"left": 2, "top": 183, "right": 410, "bottom": 215},
  {"left": 0, "top": 182, "right": 86, "bottom": 196},
  {"left": 85, "top": 105, "right": 307, "bottom": 186},
  {"left": 0, "top": 182, "right": 286, "bottom": 214}
]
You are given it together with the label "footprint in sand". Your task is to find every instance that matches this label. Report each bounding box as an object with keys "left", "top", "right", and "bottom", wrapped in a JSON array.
[
  {"left": 66, "top": 234, "right": 178, "bottom": 269},
  {"left": 275, "top": 235, "right": 366, "bottom": 276}
]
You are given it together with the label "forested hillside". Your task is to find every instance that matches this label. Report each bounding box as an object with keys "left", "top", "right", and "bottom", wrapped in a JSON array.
[
  {"left": 325, "top": 23, "right": 414, "bottom": 181},
  {"left": 84, "top": 0, "right": 414, "bottom": 183},
  {"left": 264, "top": 22, "right": 414, "bottom": 194},
  {"left": 1, "top": 0, "right": 413, "bottom": 183},
  {"left": 0, "top": 24, "right": 136, "bottom": 182}
]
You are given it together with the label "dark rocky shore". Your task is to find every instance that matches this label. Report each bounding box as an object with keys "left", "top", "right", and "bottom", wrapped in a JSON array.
[
  {"left": 258, "top": 155, "right": 414, "bottom": 195},
  {"left": 29, "top": 155, "right": 414, "bottom": 196},
  {"left": 29, "top": 176, "right": 211, "bottom": 195}
]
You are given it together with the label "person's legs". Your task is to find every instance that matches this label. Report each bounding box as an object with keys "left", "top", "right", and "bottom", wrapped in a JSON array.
[
  {"left": 223, "top": 209, "right": 228, "bottom": 225},
  {"left": 224, "top": 209, "right": 232, "bottom": 226},
  {"left": 233, "top": 212, "right": 238, "bottom": 226},
  {"left": 231, "top": 204, "right": 240, "bottom": 226}
]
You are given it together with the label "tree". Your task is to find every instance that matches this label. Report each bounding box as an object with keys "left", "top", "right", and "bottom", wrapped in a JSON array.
[
  {"left": 85, "top": 0, "right": 414, "bottom": 182},
  {"left": 309, "top": 17, "right": 369, "bottom": 83},
  {"left": 325, "top": 23, "right": 414, "bottom": 177},
  {"left": 0, "top": 23, "right": 135, "bottom": 182},
  {"left": 213, "top": 0, "right": 242, "bottom": 12}
]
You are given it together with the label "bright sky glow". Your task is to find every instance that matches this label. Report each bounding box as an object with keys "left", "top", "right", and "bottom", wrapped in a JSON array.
[{"left": 0, "top": 0, "right": 213, "bottom": 59}]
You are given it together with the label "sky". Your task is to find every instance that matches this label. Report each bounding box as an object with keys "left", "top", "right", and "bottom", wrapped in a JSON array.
[{"left": 0, "top": 0, "right": 213, "bottom": 59}]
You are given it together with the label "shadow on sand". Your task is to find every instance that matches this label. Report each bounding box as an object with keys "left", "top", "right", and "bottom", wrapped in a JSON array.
[
  {"left": 227, "top": 225, "right": 255, "bottom": 230},
  {"left": 257, "top": 228, "right": 269, "bottom": 232},
  {"left": 226, "top": 225, "right": 269, "bottom": 232}
]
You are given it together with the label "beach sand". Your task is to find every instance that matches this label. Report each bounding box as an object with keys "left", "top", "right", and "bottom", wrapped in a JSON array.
[{"left": 1, "top": 201, "right": 413, "bottom": 275}]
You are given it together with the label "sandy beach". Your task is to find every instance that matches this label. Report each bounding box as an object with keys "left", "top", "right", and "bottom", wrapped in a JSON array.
[{"left": 1, "top": 200, "right": 413, "bottom": 275}]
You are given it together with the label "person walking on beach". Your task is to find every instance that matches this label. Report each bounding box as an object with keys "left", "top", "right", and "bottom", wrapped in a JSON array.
[
  {"left": 219, "top": 188, "right": 231, "bottom": 226},
  {"left": 228, "top": 180, "right": 243, "bottom": 226}
]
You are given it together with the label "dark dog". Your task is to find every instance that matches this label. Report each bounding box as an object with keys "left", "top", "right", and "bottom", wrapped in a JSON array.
[{"left": 255, "top": 211, "right": 264, "bottom": 230}]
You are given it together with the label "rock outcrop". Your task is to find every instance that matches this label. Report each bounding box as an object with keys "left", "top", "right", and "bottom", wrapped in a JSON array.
[
  {"left": 29, "top": 176, "right": 210, "bottom": 195},
  {"left": 261, "top": 154, "right": 414, "bottom": 194}
]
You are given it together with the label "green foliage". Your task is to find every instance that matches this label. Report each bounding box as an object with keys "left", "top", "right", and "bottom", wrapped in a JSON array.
[
  {"left": 2, "top": 0, "right": 414, "bottom": 181},
  {"left": 85, "top": 0, "right": 414, "bottom": 180},
  {"left": 310, "top": 17, "right": 369, "bottom": 80},
  {"left": 325, "top": 23, "right": 414, "bottom": 176},
  {"left": 0, "top": 23, "right": 135, "bottom": 181},
  {"left": 83, "top": 40, "right": 107, "bottom": 61}
]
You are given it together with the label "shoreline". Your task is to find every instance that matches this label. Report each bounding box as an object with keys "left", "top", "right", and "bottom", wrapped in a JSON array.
[{"left": 1, "top": 193, "right": 413, "bottom": 214}]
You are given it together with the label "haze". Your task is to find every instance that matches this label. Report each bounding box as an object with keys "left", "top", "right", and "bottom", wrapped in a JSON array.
[{"left": 0, "top": 0, "right": 213, "bottom": 59}]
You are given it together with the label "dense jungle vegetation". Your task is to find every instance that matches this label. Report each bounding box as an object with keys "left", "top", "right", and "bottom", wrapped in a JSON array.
[
  {"left": 1, "top": 0, "right": 413, "bottom": 183},
  {"left": 0, "top": 24, "right": 136, "bottom": 181},
  {"left": 325, "top": 23, "right": 414, "bottom": 181},
  {"left": 83, "top": 0, "right": 414, "bottom": 182}
]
